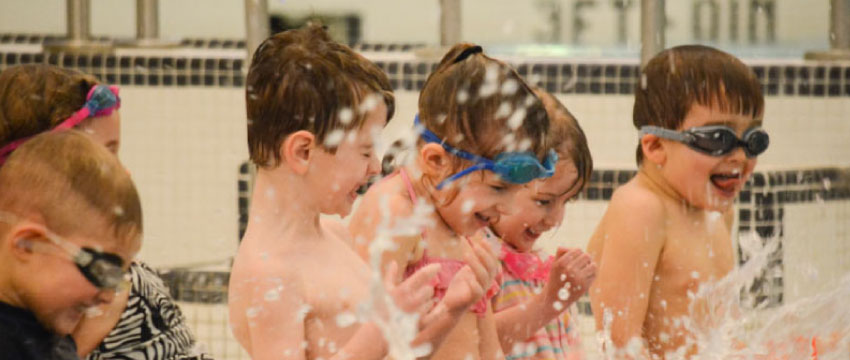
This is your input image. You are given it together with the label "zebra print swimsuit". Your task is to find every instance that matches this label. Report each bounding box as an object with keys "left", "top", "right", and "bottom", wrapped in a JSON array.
[{"left": 85, "top": 262, "right": 211, "bottom": 360}]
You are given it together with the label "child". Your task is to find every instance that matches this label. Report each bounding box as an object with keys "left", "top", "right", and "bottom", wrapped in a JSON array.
[
  {"left": 0, "top": 64, "right": 203, "bottom": 360},
  {"left": 228, "top": 25, "right": 485, "bottom": 360},
  {"left": 0, "top": 130, "right": 143, "bottom": 360},
  {"left": 348, "top": 43, "right": 553, "bottom": 360},
  {"left": 490, "top": 89, "right": 597, "bottom": 360},
  {"left": 0, "top": 64, "right": 121, "bottom": 161},
  {"left": 587, "top": 45, "right": 767, "bottom": 358}
]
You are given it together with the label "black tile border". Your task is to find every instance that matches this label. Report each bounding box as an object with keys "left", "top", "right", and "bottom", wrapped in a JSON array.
[
  {"left": 1, "top": 46, "right": 849, "bottom": 94},
  {"left": 0, "top": 51, "right": 245, "bottom": 88}
]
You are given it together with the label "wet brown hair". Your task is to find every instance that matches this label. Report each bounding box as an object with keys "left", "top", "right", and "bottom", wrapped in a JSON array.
[
  {"left": 246, "top": 24, "right": 395, "bottom": 168},
  {"left": 633, "top": 45, "right": 764, "bottom": 164},
  {"left": 0, "top": 131, "right": 142, "bottom": 246},
  {"left": 536, "top": 90, "right": 592, "bottom": 199},
  {"left": 0, "top": 64, "right": 98, "bottom": 147},
  {"left": 417, "top": 43, "right": 550, "bottom": 191}
]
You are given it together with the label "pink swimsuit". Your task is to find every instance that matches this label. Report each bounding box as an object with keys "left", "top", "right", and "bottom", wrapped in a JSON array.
[{"left": 395, "top": 169, "right": 501, "bottom": 316}]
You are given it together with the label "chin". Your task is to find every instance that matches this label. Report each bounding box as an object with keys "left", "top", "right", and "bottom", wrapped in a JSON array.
[{"left": 49, "top": 312, "right": 83, "bottom": 335}]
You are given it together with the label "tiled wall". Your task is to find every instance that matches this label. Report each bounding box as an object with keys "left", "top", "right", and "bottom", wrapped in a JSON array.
[{"left": 2, "top": 38, "right": 848, "bottom": 360}]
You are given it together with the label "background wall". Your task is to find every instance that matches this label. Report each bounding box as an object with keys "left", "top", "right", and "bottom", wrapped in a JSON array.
[{"left": 0, "top": 0, "right": 831, "bottom": 50}]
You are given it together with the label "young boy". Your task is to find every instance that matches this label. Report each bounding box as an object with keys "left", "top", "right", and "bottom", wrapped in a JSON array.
[
  {"left": 0, "top": 130, "right": 143, "bottom": 359},
  {"left": 227, "top": 25, "right": 494, "bottom": 360},
  {"left": 587, "top": 45, "right": 767, "bottom": 359}
]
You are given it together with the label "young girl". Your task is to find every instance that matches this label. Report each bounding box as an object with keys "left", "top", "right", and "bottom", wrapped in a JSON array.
[
  {"left": 489, "top": 90, "right": 597, "bottom": 360},
  {"left": 348, "top": 44, "right": 554, "bottom": 360}
]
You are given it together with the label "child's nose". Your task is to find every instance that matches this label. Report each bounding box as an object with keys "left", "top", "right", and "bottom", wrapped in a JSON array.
[
  {"left": 727, "top": 146, "right": 749, "bottom": 162},
  {"left": 366, "top": 153, "right": 381, "bottom": 177}
]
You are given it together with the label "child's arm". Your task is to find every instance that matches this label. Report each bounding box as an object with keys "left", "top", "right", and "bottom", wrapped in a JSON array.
[
  {"left": 494, "top": 248, "right": 597, "bottom": 351},
  {"left": 588, "top": 190, "right": 666, "bottom": 357}
]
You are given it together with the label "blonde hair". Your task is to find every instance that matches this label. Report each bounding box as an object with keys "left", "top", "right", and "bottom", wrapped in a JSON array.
[{"left": 0, "top": 131, "right": 142, "bottom": 245}]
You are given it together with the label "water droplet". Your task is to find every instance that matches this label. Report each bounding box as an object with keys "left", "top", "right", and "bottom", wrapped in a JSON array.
[
  {"left": 557, "top": 287, "right": 570, "bottom": 301},
  {"left": 338, "top": 108, "right": 353, "bottom": 125},
  {"left": 461, "top": 200, "right": 475, "bottom": 214},
  {"left": 246, "top": 306, "right": 261, "bottom": 318},
  {"left": 552, "top": 300, "right": 563, "bottom": 311},
  {"left": 324, "top": 129, "right": 345, "bottom": 147},
  {"left": 264, "top": 288, "right": 280, "bottom": 301},
  {"left": 335, "top": 312, "right": 357, "bottom": 328}
]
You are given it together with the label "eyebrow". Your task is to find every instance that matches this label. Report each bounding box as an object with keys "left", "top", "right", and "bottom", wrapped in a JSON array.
[{"left": 703, "top": 119, "right": 763, "bottom": 128}]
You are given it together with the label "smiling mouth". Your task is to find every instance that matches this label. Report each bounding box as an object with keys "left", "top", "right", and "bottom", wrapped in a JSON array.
[{"left": 710, "top": 171, "right": 743, "bottom": 196}]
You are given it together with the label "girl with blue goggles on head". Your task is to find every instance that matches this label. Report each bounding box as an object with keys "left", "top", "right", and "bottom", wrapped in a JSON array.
[{"left": 348, "top": 43, "right": 554, "bottom": 360}]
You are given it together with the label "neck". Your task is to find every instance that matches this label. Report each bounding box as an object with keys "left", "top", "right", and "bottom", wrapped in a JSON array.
[
  {"left": 243, "top": 168, "right": 323, "bottom": 245},
  {"left": 638, "top": 161, "right": 699, "bottom": 212},
  {"left": 0, "top": 260, "right": 24, "bottom": 308}
]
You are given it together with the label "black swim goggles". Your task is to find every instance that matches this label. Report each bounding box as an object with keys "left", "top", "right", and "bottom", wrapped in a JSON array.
[
  {"left": 415, "top": 115, "right": 557, "bottom": 189},
  {"left": 0, "top": 211, "right": 129, "bottom": 291},
  {"left": 640, "top": 125, "right": 769, "bottom": 158}
]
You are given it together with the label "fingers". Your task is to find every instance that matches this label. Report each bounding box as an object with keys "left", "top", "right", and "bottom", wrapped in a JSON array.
[
  {"left": 383, "top": 260, "right": 400, "bottom": 289},
  {"left": 469, "top": 236, "right": 499, "bottom": 281},
  {"left": 402, "top": 263, "right": 441, "bottom": 289}
]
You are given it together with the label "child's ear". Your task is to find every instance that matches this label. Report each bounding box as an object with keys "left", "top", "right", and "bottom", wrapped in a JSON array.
[
  {"left": 281, "top": 130, "right": 316, "bottom": 175},
  {"left": 419, "top": 143, "right": 452, "bottom": 178},
  {"left": 7, "top": 226, "right": 47, "bottom": 261},
  {"left": 640, "top": 134, "right": 667, "bottom": 165}
]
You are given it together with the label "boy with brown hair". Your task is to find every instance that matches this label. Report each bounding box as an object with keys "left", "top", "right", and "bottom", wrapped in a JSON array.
[
  {"left": 0, "top": 130, "right": 143, "bottom": 359},
  {"left": 587, "top": 45, "right": 768, "bottom": 359},
  {"left": 228, "top": 25, "right": 491, "bottom": 360}
]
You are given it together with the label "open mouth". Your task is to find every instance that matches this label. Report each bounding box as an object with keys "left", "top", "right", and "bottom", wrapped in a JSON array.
[
  {"left": 710, "top": 171, "right": 743, "bottom": 196},
  {"left": 524, "top": 227, "right": 541, "bottom": 241}
]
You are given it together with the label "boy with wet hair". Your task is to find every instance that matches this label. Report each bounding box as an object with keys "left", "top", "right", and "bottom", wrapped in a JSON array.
[
  {"left": 0, "top": 130, "right": 143, "bottom": 359},
  {"left": 587, "top": 45, "right": 767, "bottom": 358},
  {"left": 228, "top": 25, "right": 487, "bottom": 360}
]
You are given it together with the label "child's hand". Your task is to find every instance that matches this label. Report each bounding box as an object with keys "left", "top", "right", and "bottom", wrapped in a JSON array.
[
  {"left": 385, "top": 261, "right": 440, "bottom": 316},
  {"left": 544, "top": 247, "right": 597, "bottom": 308}
]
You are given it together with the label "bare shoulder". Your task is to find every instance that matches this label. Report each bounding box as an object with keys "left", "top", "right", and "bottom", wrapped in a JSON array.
[
  {"left": 351, "top": 176, "right": 416, "bottom": 227},
  {"left": 605, "top": 179, "right": 667, "bottom": 226}
]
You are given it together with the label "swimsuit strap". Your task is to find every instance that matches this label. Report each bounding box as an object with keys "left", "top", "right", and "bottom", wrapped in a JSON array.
[{"left": 399, "top": 169, "right": 418, "bottom": 203}]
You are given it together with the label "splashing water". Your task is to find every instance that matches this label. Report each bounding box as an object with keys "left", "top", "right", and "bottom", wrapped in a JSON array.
[{"left": 596, "top": 232, "right": 850, "bottom": 359}]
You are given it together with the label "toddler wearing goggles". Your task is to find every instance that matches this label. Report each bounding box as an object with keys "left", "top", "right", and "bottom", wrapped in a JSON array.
[
  {"left": 0, "top": 131, "right": 142, "bottom": 360},
  {"left": 587, "top": 45, "right": 767, "bottom": 358},
  {"left": 349, "top": 43, "right": 552, "bottom": 360}
]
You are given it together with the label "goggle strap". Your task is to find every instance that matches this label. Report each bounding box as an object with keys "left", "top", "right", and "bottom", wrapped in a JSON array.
[
  {"left": 640, "top": 126, "right": 692, "bottom": 143},
  {"left": 436, "top": 163, "right": 489, "bottom": 190},
  {"left": 0, "top": 85, "right": 119, "bottom": 164}
]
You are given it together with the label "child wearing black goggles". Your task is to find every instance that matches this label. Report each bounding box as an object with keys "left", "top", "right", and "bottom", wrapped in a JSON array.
[
  {"left": 588, "top": 45, "right": 767, "bottom": 359},
  {"left": 0, "top": 131, "right": 142, "bottom": 360},
  {"left": 640, "top": 125, "right": 769, "bottom": 158}
]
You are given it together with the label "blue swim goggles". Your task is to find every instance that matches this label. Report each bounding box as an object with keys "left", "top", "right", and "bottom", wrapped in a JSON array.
[{"left": 415, "top": 115, "right": 557, "bottom": 190}]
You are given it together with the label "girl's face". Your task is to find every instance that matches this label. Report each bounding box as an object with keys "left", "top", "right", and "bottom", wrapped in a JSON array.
[
  {"left": 79, "top": 111, "right": 121, "bottom": 155},
  {"left": 433, "top": 171, "right": 521, "bottom": 238},
  {"left": 491, "top": 160, "right": 579, "bottom": 253}
]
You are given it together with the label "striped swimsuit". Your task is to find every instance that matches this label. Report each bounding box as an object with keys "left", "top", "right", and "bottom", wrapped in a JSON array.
[
  {"left": 85, "top": 262, "right": 211, "bottom": 360},
  {"left": 492, "top": 246, "right": 585, "bottom": 360}
]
